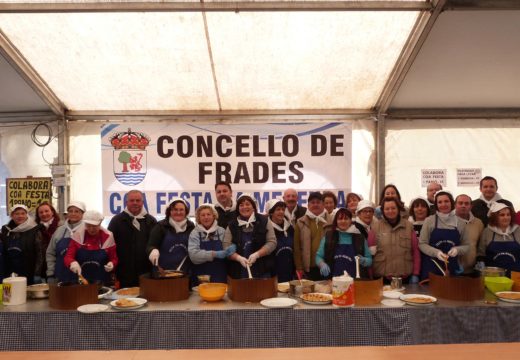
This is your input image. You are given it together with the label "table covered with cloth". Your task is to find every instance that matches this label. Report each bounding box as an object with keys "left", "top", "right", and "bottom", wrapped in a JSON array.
[{"left": 1, "top": 284, "right": 519, "bottom": 351}]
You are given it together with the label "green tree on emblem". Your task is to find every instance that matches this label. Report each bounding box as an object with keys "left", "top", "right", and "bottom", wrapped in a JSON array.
[{"left": 118, "top": 151, "right": 131, "bottom": 172}]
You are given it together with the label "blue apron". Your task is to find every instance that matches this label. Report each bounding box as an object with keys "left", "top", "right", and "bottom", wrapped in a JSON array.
[
  {"left": 275, "top": 231, "right": 294, "bottom": 283},
  {"left": 238, "top": 230, "right": 254, "bottom": 279},
  {"left": 55, "top": 230, "right": 77, "bottom": 282},
  {"left": 332, "top": 242, "right": 357, "bottom": 277},
  {"left": 76, "top": 246, "right": 109, "bottom": 284},
  {"left": 191, "top": 231, "right": 227, "bottom": 285},
  {"left": 6, "top": 236, "right": 25, "bottom": 277},
  {"left": 486, "top": 232, "right": 520, "bottom": 275},
  {"left": 159, "top": 230, "right": 189, "bottom": 271},
  {"left": 421, "top": 215, "right": 461, "bottom": 279}
]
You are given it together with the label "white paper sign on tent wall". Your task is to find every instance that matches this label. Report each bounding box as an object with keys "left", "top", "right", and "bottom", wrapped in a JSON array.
[
  {"left": 456, "top": 168, "right": 481, "bottom": 187},
  {"left": 421, "top": 169, "right": 446, "bottom": 187}
]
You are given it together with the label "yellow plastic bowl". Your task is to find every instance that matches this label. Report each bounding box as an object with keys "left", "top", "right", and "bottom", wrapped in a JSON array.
[
  {"left": 484, "top": 276, "right": 514, "bottom": 294},
  {"left": 198, "top": 283, "right": 227, "bottom": 302}
]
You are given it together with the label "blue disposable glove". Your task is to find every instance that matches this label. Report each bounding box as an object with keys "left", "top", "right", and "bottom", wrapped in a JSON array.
[
  {"left": 409, "top": 275, "right": 419, "bottom": 284},
  {"left": 358, "top": 256, "right": 370, "bottom": 267},
  {"left": 214, "top": 250, "right": 227, "bottom": 259},
  {"left": 225, "top": 244, "right": 237, "bottom": 257},
  {"left": 318, "top": 262, "right": 330, "bottom": 277},
  {"left": 33, "top": 276, "right": 43, "bottom": 284}
]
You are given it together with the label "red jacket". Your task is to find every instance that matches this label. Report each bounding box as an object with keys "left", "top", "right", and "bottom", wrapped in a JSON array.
[{"left": 64, "top": 226, "right": 118, "bottom": 269}]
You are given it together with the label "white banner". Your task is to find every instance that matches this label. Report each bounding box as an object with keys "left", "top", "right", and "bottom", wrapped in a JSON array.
[{"left": 101, "top": 123, "right": 352, "bottom": 216}]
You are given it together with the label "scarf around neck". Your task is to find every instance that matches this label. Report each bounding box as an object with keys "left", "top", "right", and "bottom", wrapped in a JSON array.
[
  {"left": 238, "top": 213, "right": 256, "bottom": 228},
  {"left": 269, "top": 218, "right": 290, "bottom": 237},
  {"left": 480, "top": 193, "right": 503, "bottom": 207},
  {"left": 436, "top": 210, "right": 458, "bottom": 228},
  {"left": 196, "top": 220, "right": 219, "bottom": 240},
  {"left": 7, "top": 217, "right": 38, "bottom": 235},
  {"left": 169, "top": 217, "right": 187, "bottom": 233},
  {"left": 305, "top": 209, "right": 327, "bottom": 225},
  {"left": 124, "top": 207, "right": 148, "bottom": 231}
]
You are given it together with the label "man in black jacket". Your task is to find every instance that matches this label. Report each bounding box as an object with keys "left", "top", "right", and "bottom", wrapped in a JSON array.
[
  {"left": 108, "top": 190, "right": 157, "bottom": 287},
  {"left": 471, "top": 176, "right": 513, "bottom": 227},
  {"left": 283, "top": 188, "right": 307, "bottom": 226}
]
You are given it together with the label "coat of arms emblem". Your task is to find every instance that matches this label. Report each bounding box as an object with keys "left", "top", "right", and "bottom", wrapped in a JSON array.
[{"left": 110, "top": 128, "right": 150, "bottom": 186}]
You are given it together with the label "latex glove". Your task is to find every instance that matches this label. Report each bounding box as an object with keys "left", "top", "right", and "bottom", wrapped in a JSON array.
[
  {"left": 225, "top": 244, "right": 237, "bottom": 257},
  {"left": 236, "top": 255, "right": 249, "bottom": 268},
  {"left": 318, "top": 262, "right": 331, "bottom": 277},
  {"left": 436, "top": 251, "right": 448, "bottom": 261},
  {"left": 149, "top": 249, "right": 160, "bottom": 266},
  {"left": 33, "top": 276, "right": 43, "bottom": 284},
  {"left": 296, "top": 270, "right": 305, "bottom": 280},
  {"left": 369, "top": 246, "right": 377, "bottom": 256},
  {"left": 104, "top": 261, "right": 114, "bottom": 272},
  {"left": 248, "top": 252, "right": 260, "bottom": 265},
  {"left": 475, "top": 261, "right": 485, "bottom": 271},
  {"left": 447, "top": 247, "right": 458, "bottom": 257},
  {"left": 358, "top": 256, "right": 370, "bottom": 267},
  {"left": 70, "top": 261, "right": 82, "bottom": 275},
  {"left": 409, "top": 275, "right": 419, "bottom": 284},
  {"left": 214, "top": 250, "right": 227, "bottom": 259}
]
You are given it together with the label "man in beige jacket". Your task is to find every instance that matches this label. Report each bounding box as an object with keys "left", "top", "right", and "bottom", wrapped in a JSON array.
[{"left": 455, "top": 194, "right": 484, "bottom": 273}]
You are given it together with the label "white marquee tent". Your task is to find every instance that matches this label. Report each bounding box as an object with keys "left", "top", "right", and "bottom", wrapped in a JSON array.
[{"left": 1, "top": 0, "right": 520, "bottom": 222}]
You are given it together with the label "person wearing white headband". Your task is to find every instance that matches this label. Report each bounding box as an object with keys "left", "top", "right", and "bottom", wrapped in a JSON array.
[
  {"left": 266, "top": 198, "right": 295, "bottom": 283},
  {"left": 224, "top": 193, "right": 277, "bottom": 279},
  {"left": 108, "top": 190, "right": 157, "bottom": 287},
  {"left": 188, "top": 203, "right": 236, "bottom": 285},
  {"left": 476, "top": 202, "right": 520, "bottom": 276},
  {"left": 46, "top": 201, "right": 86, "bottom": 283},
  {"left": 419, "top": 190, "right": 469, "bottom": 279},
  {"left": 64, "top": 210, "right": 118, "bottom": 285},
  {"left": 147, "top": 198, "right": 195, "bottom": 271},
  {"left": 1, "top": 204, "right": 43, "bottom": 284}
]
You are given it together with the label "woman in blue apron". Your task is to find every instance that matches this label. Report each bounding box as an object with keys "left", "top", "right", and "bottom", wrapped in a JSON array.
[
  {"left": 1, "top": 204, "right": 43, "bottom": 285},
  {"left": 225, "top": 193, "right": 277, "bottom": 279},
  {"left": 64, "top": 210, "right": 118, "bottom": 285},
  {"left": 147, "top": 198, "right": 195, "bottom": 273},
  {"left": 477, "top": 203, "right": 520, "bottom": 276},
  {"left": 189, "top": 204, "right": 235, "bottom": 285},
  {"left": 266, "top": 198, "right": 295, "bottom": 283},
  {"left": 419, "top": 191, "right": 468, "bottom": 279},
  {"left": 46, "top": 201, "right": 85, "bottom": 283},
  {"left": 315, "top": 208, "right": 372, "bottom": 279}
]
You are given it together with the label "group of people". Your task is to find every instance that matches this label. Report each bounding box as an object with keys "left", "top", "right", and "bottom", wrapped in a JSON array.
[{"left": 1, "top": 176, "right": 519, "bottom": 288}]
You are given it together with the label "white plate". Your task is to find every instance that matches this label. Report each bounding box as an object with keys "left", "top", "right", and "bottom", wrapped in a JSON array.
[
  {"left": 383, "top": 290, "right": 402, "bottom": 299},
  {"left": 400, "top": 294, "right": 437, "bottom": 306},
  {"left": 383, "top": 285, "right": 405, "bottom": 292},
  {"left": 191, "top": 286, "right": 199, "bottom": 293},
  {"left": 495, "top": 291, "right": 520, "bottom": 303},
  {"left": 77, "top": 304, "right": 109, "bottom": 314},
  {"left": 110, "top": 297, "right": 147, "bottom": 310},
  {"left": 260, "top": 297, "right": 298, "bottom": 308},
  {"left": 97, "top": 286, "right": 113, "bottom": 299},
  {"left": 381, "top": 299, "right": 405, "bottom": 307},
  {"left": 277, "top": 282, "right": 290, "bottom": 293},
  {"left": 300, "top": 293, "right": 333, "bottom": 305}
]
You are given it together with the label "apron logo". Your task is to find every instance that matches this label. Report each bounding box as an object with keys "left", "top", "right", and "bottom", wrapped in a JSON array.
[
  {"left": 168, "top": 243, "right": 187, "bottom": 253},
  {"left": 110, "top": 128, "right": 150, "bottom": 186},
  {"left": 275, "top": 246, "right": 293, "bottom": 256},
  {"left": 334, "top": 254, "right": 353, "bottom": 262},
  {"left": 435, "top": 239, "right": 456, "bottom": 247},
  {"left": 82, "top": 261, "right": 101, "bottom": 267},
  {"left": 493, "top": 252, "right": 516, "bottom": 262}
]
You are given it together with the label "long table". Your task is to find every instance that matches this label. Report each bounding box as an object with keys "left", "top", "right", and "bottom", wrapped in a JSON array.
[{"left": 1, "top": 284, "right": 519, "bottom": 351}]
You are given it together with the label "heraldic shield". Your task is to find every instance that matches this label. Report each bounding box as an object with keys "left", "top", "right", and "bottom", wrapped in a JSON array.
[{"left": 110, "top": 128, "right": 150, "bottom": 186}]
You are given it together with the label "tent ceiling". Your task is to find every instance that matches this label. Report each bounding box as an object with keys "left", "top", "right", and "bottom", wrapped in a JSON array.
[
  {"left": 390, "top": 10, "right": 520, "bottom": 111},
  {"left": 0, "top": 9, "right": 419, "bottom": 112}
]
